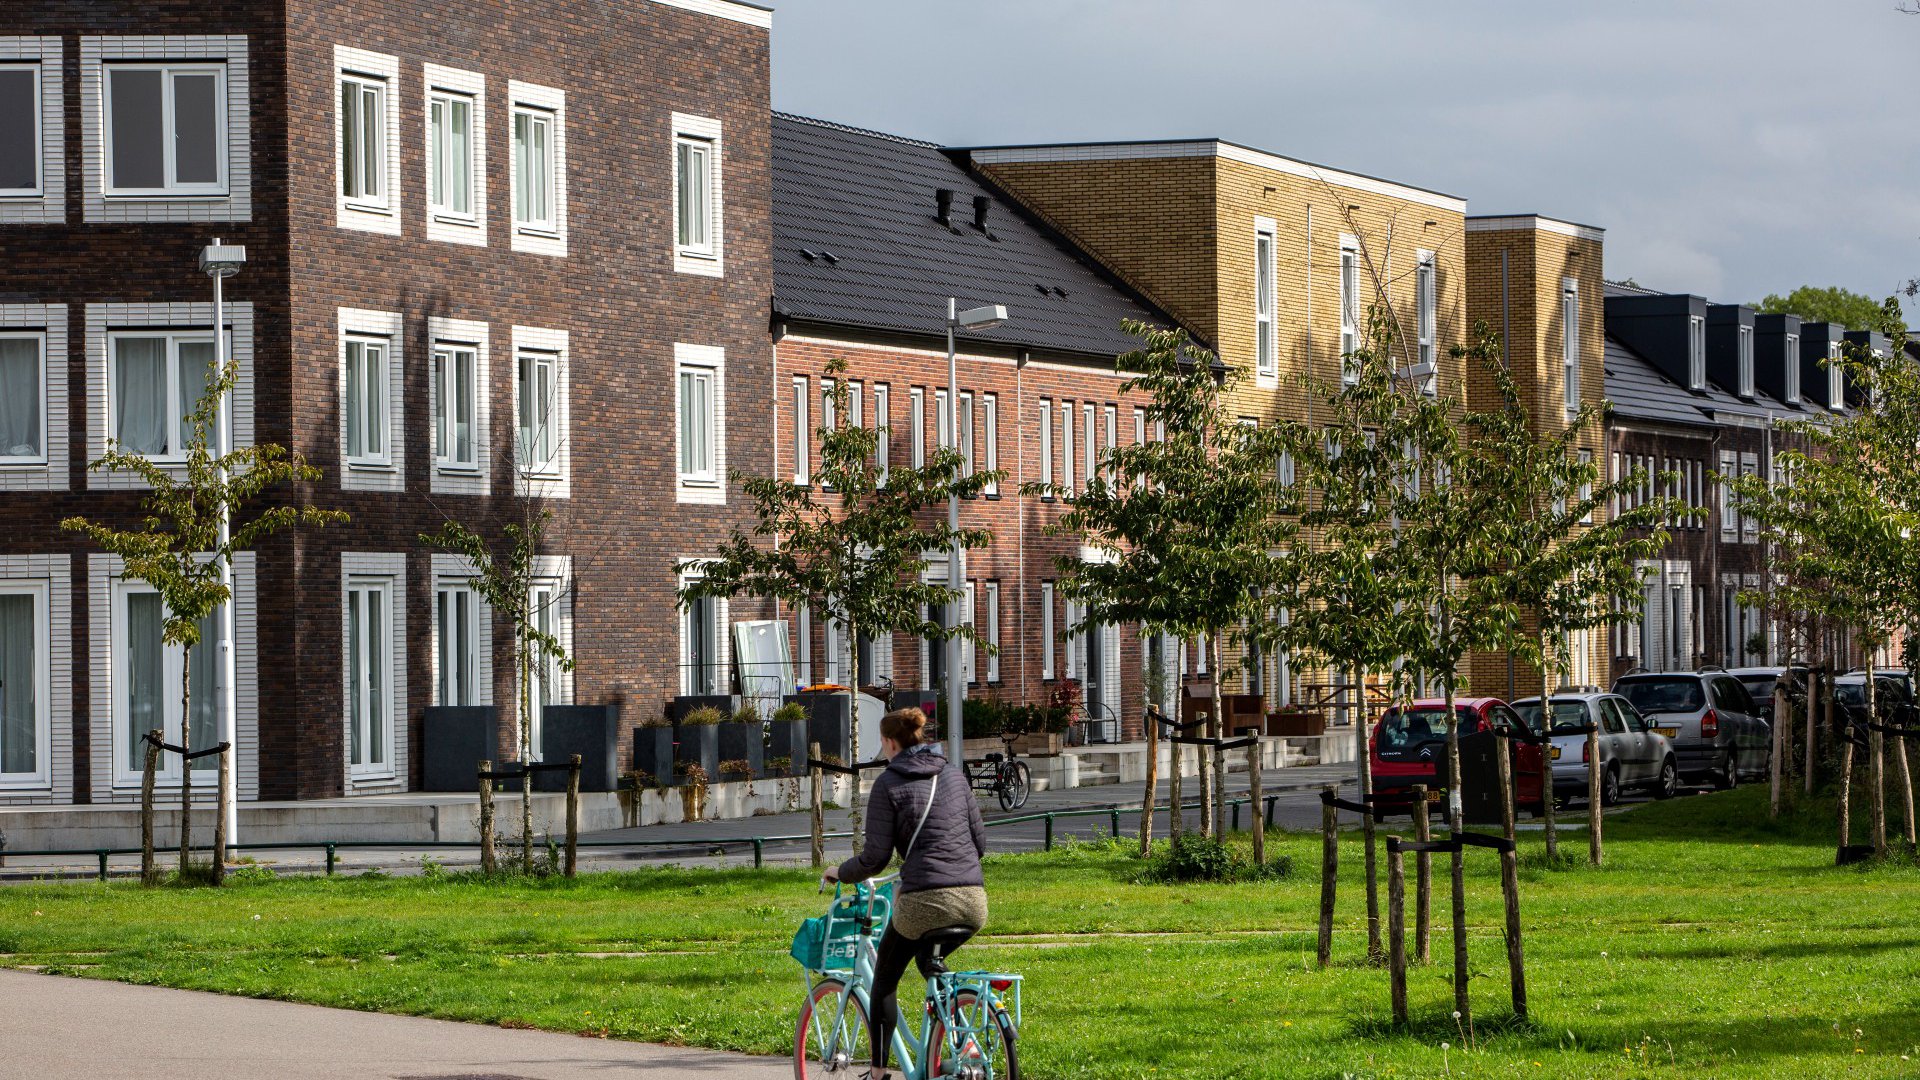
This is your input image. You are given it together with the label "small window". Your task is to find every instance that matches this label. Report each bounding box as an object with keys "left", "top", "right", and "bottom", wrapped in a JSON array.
[
  {"left": 0, "top": 582, "right": 48, "bottom": 785},
  {"left": 675, "top": 135, "right": 715, "bottom": 258},
  {"left": 958, "top": 391, "right": 974, "bottom": 478},
  {"left": 1688, "top": 315, "right": 1706, "bottom": 389},
  {"left": 1417, "top": 253, "right": 1437, "bottom": 393},
  {"left": 346, "top": 578, "right": 393, "bottom": 778},
  {"left": 432, "top": 344, "right": 477, "bottom": 469},
  {"left": 513, "top": 106, "right": 557, "bottom": 233},
  {"left": 343, "top": 336, "right": 389, "bottom": 466},
  {"left": 1339, "top": 236, "right": 1360, "bottom": 384},
  {"left": 1578, "top": 450, "right": 1594, "bottom": 524},
  {"left": 114, "top": 582, "right": 219, "bottom": 783},
  {"left": 107, "top": 62, "right": 226, "bottom": 195},
  {"left": 0, "top": 64, "right": 41, "bottom": 196},
  {"left": 1060, "top": 401, "right": 1075, "bottom": 494},
  {"left": 338, "top": 71, "right": 387, "bottom": 208},
  {"left": 985, "top": 581, "right": 1001, "bottom": 683},
  {"left": 982, "top": 393, "right": 999, "bottom": 496},
  {"left": 1082, "top": 402, "right": 1096, "bottom": 486},
  {"left": 1039, "top": 398, "right": 1054, "bottom": 490},
  {"left": 517, "top": 349, "right": 560, "bottom": 475},
  {"left": 1737, "top": 325, "right": 1754, "bottom": 397},
  {"left": 527, "top": 579, "right": 566, "bottom": 748},
  {"left": 428, "top": 89, "right": 475, "bottom": 220},
  {"left": 873, "top": 383, "right": 890, "bottom": 484},
  {"left": 935, "top": 388, "right": 951, "bottom": 453},
  {"left": 1254, "top": 222, "right": 1276, "bottom": 379},
  {"left": 0, "top": 332, "right": 46, "bottom": 463},
  {"left": 1040, "top": 581, "right": 1055, "bottom": 680},
  {"left": 435, "top": 582, "right": 480, "bottom": 707},
  {"left": 677, "top": 361, "right": 718, "bottom": 486},
  {"left": 1783, "top": 334, "right": 1800, "bottom": 402},
  {"left": 1562, "top": 279, "right": 1580, "bottom": 412},
  {"left": 791, "top": 376, "right": 810, "bottom": 484},
  {"left": 909, "top": 387, "right": 925, "bottom": 469},
  {"left": 111, "top": 332, "right": 218, "bottom": 460},
  {"left": 1828, "top": 340, "right": 1843, "bottom": 406}
]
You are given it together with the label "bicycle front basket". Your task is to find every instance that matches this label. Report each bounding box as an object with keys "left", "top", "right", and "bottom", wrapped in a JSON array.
[{"left": 790, "top": 882, "right": 895, "bottom": 972}]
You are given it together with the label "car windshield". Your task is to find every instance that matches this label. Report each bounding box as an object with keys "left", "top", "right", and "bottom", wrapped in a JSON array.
[
  {"left": 1836, "top": 683, "right": 1870, "bottom": 708},
  {"left": 1376, "top": 707, "right": 1464, "bottom": 751},
  {"left": 1617, "top": 678, "right": 1703, "bottom": 715},
  {"left": 1740, "top": 677, "right": 1775, "bottom": 701},
  {"left": 1516, "top": 701, "right": 1588, "bottom": 734}
]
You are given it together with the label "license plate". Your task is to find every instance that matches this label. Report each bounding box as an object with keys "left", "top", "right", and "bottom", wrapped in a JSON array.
[
  {"left": 1655, "top": 726, "right": 1679, "bottom": 738},
  {"left": 1550, "top": 746, "right": 1562, "bottom": 760}
]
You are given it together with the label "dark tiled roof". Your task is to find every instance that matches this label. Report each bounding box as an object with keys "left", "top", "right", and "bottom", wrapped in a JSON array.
[
  {"left": 771, "top": 113, "right": 1169, "bottom": 359},
  {"left": 1603, "top": 336, "right": 1713, "bottom": 427}
]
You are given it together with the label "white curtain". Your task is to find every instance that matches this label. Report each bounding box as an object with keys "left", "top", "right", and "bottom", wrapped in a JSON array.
[
  {"left": 0, "top": 594, "right": 34, "bottom": 774},
  {"left": 114, "top": 338, "right": 168, "bottom": 455},
  {"left": 126, "top": 592, "right": 164, "bottom": 772},
  {"left": 0, "top": 338, "right": 40, "bottom": 458},
  {"left": 189, "top": 609, "right": 218, "bottom": 770},
  {"left": 177, "top": 340, "right": 216, "bottom": 451}
]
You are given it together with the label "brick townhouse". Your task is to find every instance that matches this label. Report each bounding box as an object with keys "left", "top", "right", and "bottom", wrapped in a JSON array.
[
  {"left": 0, "top": 0, "right": 774, "bottom": 807},
  {"left": 767, "top": 114, "right": 1182, "bottom": 739}
]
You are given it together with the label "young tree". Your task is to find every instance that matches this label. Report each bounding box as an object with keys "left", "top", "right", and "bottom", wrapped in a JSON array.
[
  {"left": 63, "top": 357, "right": 346, "bottom": 882},
  {"left": 681, "top": 358, "right": 996, "bottom": 850},
  {"left": 1033, "top": 323, "right": 1295, "bottom": 844}
]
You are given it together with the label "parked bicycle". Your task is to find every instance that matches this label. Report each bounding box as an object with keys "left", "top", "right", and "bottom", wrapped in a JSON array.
[
  {"left": 792, "top": 874, "right": 1023, "bottom": 1079},
  {"left": 965, "top": 733, "right": 1032, "bottom": 811}
]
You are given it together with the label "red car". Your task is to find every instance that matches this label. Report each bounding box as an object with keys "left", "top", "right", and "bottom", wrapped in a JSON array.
[{"left": 1369, "top": 697, "right": 1545, "bottom": 817}]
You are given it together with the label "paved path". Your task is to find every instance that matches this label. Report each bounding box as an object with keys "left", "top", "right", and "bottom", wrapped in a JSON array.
[{"left": 0, "top": 968, "right": 785, "bottom": 1080}]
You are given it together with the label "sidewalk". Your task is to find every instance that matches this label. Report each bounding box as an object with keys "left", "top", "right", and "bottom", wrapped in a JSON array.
[{"left": 0, "top": 969, "right": 785, "bottom": 1080}]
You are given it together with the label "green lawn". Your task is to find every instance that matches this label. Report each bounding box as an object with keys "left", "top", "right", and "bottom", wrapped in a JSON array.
[{"left": 2, "top": 787, "right": 1918, "bottom": 1079}]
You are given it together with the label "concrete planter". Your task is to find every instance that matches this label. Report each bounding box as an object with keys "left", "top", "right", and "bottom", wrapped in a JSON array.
[
  {"left": 420, "top": 706, "right": 497, "bottom": 791},
  {"left": 788, "top": 692, "right": 851, "bottom": 763},
  {"left": 673, "top": 722, "right": 720, "bottom": 784},
  {"left": 631, "top": 725, "right": 674, "bottom": 787},
  {"left": 716, "top": 719, "right": 765, "bottom": 779},
  {"left": 767, "top": 718, "right": 810, "bottom": 776},
  {"left": 536, "top": 704, "right": 620, "bottom": 792}
]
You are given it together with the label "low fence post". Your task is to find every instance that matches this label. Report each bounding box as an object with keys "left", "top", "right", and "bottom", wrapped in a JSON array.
[
  {"left": 753, "top": 837, "right": 765, "bottom": 869},
  {"left": 1771, "top": 685, "right": 1788, "bottom": 818},
  {"left": 1247, "top": 738, "right": 1265, "bottom": 867},
  {"left": 564, "top": 754, "right": 582, "bottom": 879},
  {"left": 212, "top": 746, "right": 230, "bottom": 886},
  {"left": 1265, "top": 794, "right": 1277, "bottom": 829},
  {"left": 97, "top": 849, "right": 109, "bottom": 883},
  {"left": 1387, "top": 838, "right": 1407, "bottom": 1024},
  {"left": 1412, "top": 784, "right": 1432, "bottom": 965},
  {"left": 1110, "top": 807, "right": 1121, "bottom": 840},
  {"left": 140, "top": 729, "right": 161, "bottom": 887},
  {"left": 1168, "top": 732, "right": 1184, "bottom": 842},
  {"left": 1044, "top": 813, "right": 1055, "bottom": 852},
  {"left": 1317, "top": 785, "right": 1338, "bottom": 968},
  {"left": 477, "top": 760, "right": 496, "bottom": 875},
  {"left": 809, "top": 741, "right": 825, "bottom": 871},
  {"left": 1231, "top": 800, "right": 1241, "bottom": 833},
  {"left": 325, "top": 843, "right": 336, "bottom": 876}
]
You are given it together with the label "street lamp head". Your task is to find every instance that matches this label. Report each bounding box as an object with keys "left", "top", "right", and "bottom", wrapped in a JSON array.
[
  {"left": 199, "top": 238, "right": 247, "bottom": 279},
  {"left": 954, "top": 303, "right": 1009, "bottom": 331}
]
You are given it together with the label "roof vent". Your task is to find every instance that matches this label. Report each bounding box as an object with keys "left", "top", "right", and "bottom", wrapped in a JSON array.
[
  {"left": 972, "top": 195, "right": 991, "bottom": 231},
  {"left": 935, "top": 188, "right": 955, "bottom": 227}
]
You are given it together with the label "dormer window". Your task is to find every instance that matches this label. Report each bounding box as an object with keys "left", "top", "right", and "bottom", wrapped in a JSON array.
[
  {"left": 1828, "top": 341, "right": 1843, "bottom": 406},
  {"left": 1737, "top": 325, "right": 1754, "bottom": 397},
  {"left": 1562, "top": 278, "right": 1579, "bottom": 413},
  {"left": 1783, "top": 334, "right": 1799, "bottom": 403},
  {"left": 1688, "top": 316, "right": 1706, "bottom": 389}
]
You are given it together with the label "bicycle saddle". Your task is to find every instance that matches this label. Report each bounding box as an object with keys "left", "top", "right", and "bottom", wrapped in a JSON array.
[
  {"left": 983, "top": 753, "right": 1003, "bottom": 763},
  {"left": 917, "top": 927, "right": 975, "bottom": 976}
]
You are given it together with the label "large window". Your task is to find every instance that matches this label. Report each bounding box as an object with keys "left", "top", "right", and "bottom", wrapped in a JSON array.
[
  {"left": 1339, "top": 236, "right": 1360, "bottom": 384},
  {"left": 527, "top": 579, "right": 566, "bottom": 753},
  {"left": 1255, "top": 221, "right": 1276, "bottom": 380},
  {"left": 0, "top": 583, "right": 47, "bottom": 785},
  {"left": 428, "top": 89, "right": 475, "bottom": 220},
  {"left": 512, "top": 106, "right": 556, "bottom": 234},
  {"left": 0, "top": 63, "right": 39, "bottom": 196},
  {"left": 675, "top": 136, "right": 713, "bottom": 257},
  {"left": 1827, "top": 340, "right": 1843, "bottom": 406},
  {"left": 0, "top": 332, "right": 45, "bottom": 462},
  {"left": 342, "top": 336, "right": 389, "bottom": 466},
  {"left": 338, "top": 70, "right": 387, "bottom": 208},
  {"left": 982, "top": 393, "right": 999, "bottom": 496},
  {"left": 1417, "top": 252, "right": 1437, "bottom": 392},
  {"left": 873, "top": 383, "right": 890, "bottom": 484},
  {"left": 517, "top": 349, "right": 559, "bottom": 475},
  {"left": 1737, "top": 324, "right": 1754, "bottom": 397},
  {"left": 679, "top": 568, "right": 725, "bottom": 697},
  {"left": 1563, "top": 278, "right": 1580, "bottom": 412},
  {"left": 1783, "top": 334, "right": 1800, "bottom": 403},
  {"left": 110, "top": 332, "right": 217, "bottom": 460},
  {"left": 106, "top": 62, "right": 225, "bottom": 195},
  {"left": 432, "top": 343, "right": 477, "bottom": 470},
  {"left": 984, "top": 581, "right": 1001, "bottom": 684},
  {"left": 1040, "top": 581, "right": 1056, "bottom": 680},
  {"left": 791, "top": 376, "right": 810, "bottom": 483},
  {"left": 435, "top": 583, "right": 479, "bottom": 707},
  {"left": 1688, "top": 315, "right": 1706, "bottom": 389},
  {"left": 677, "top": 356, "right": 718, "bottom": 488},
  {"left": 1038, "top": 398, "right": 1054, "bottom": 490},
  {"left": 909, "top": 387, "right": 925, "bottom": 469},
  {"left": 115, "top": 582, "right": 219, "bottom": 782},
  {"left": 345, "top": 578, "right": 392, "bottom": 778}
]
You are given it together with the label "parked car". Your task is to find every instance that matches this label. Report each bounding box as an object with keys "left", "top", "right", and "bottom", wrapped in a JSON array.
[
  {"left": 1514, "top": 692, "right": 1677, "bottom": 805},
  {"left": 1843, "top": 668, "right": 1913, "bottom": 703},
  {"left": 1727, "top": 666, "right": 1807, "bottom": 722},
  {"left": 1370, "top": 697, "right": 1545, "bottom": 816},
  {"left": 1612, "top": 670, "right": 1770, "bottom": 789},
  {"left": 1834, "top": 673, "right": 1913, "bottom": 723}
]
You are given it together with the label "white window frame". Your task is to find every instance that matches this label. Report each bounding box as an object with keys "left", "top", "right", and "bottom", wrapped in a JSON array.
[
  {"left": 935, "top": 388, "right": 951, "bottom": 454},
  {"left": 344, "top": 574, "right": 395, "bottom": 781},
  {"left": 431, "top": 342, "right": 477, "bottom": 472},
  {"left": 873, "top": 383, "right": 890, "bottom": 485},
  {"left": 958, "top": 390, "right": 974, "bottom": 478},
  {"left": 333, "top": 47, "right": 397, "bottom": 233},
  {"left": 0, "top": 41, "right": 65, "bottom": 225},
  {"left": 1688, "top": 315, "right": 1706, "bottom": 389},
  {"left": 106, "top": 329, "right": 226, "bottom": 464},
  {"left": 1562, "top": 278, "right": 1580, "bottom": 413},
  {"left": 0, "top": 330, "right": 47, "bottom": 466},
  {"left": 109, "top": 578, "right": 215, "bottom": 786},
  {"left": 102, "top": 61, "right": 228, "bottom": 197},
  {"left": 424, "top": 64, "right": 486, "bottom": 244},
  {"left": 1039, "top": 398, "right": 1054, "bottom": 491},
  {"left": 0, "top": 578, "right": 51, "bottom": 789},
  {"left": 791, "top": 376, "right": 810, "bottom": 484},
  {"left": 1417, "top": 251, "right": 1438, "bottom": 393},
  {"left": 671, "top": 113, "right": 723, "bottom": 275},
  {"left": 1339, "top": 235, "right": 1361, "bottom": 384},
  {"left": 509, "top": 81, "right": 567, "bottom": 256},
  {"left": 337, "top": 71, "right": 387, "bottom": 209},
  {"left": 0, "top": 58, "right": 42, "bottom": 199},
  {"left": 677, "top": 562, "right": 729, "bottom": 697},
  {"left": 518, "top": 349, "right": 560, "bottom": 476},
  {"left": 433, "top": 580, "right": 482, "bottom": 708},
  {"left": 982, "top": 392, "right": 999, "bottom": 495},
  {"left": 1103, "top": 404, "right": 1117, "bottom": 483},
  {"left": 1082, "top": 402, "right": 1096, "bottom": 487},
  {"left": 1739, "top": 452, "right": 1759, "bottom": 543},
  {"left": 523, "top": 564, "right": 573, "bottom": 757},
  {"left": 985, "top": 580, "right": 1001, "bottom": 684},
  {"left": 342, "top": 334, "right": 390, "bottom": 469},
  {"left": 1578, "top": 449, "right": 1594, "bottom": 524},
  {"left": 1061, "top": 401, "right": 1075, "bottom": 494},
  {"left": 511, "top": 326, "right": 570, "bottom": 496},
  {"left": 427, "top": 90, "right": 475, "bottom": 220},
  {"left": 1040, "top": 581, "right": 1056, "bottom": 680},
  {"left": 675, "top": 343, "right": 725, "bottom": 504},
  {"left": 1783, "top": 334, "right": 1800, "bottom": 403},
  {"left": 1254, "top": 217, "right": 1277, "bottom": 383},
  {"left": 1828, "top": 340, "right": 1843, "bottom": 407},
  {"left": 910, "top": 387, "right": 925, "bottom": 469},
  {"left": 335, "top": 308, "right": 401, "bottom": 490},
  {"left": 1737, "top": 324, "right": 1755, "bottom": 397},
  {"left": 1718, "top": 450, "right": 1737, "bottom": 540}
]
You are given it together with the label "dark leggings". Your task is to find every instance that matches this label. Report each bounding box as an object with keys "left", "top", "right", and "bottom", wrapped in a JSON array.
[{"left": 869, "top": 923, "right": 976, "bottom": 1071}]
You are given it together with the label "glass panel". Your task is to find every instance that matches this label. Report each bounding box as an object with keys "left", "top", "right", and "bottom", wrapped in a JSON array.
[
  {"left": 107, "top": 68, "right": 166, "bottom": 190},
  {"left": 360, "top": 84, "right": 382, "bottom": 199},
  {"left": 436, "top": 590, "right": 450, "bottom": 705},
  {"left": 171, "top": 71, "right": 221, "bottom": 185},
  {"left": 126, "top": 592, "right": 164, "bottom": 772},
  {"left": 345, "top": 341, "right": 365, "bottom": 458},
  {"left": 679, "top": 371, "right": 697, "bottom": 473},
  {"left": 348, "top": 590, "right": 363, "bottom": 764},
  {"left": 537, "top": 359, "right": 554, "bottom": 465},
  {"left": 188, "top": 608, "right": 218, "bottom": 769},
  {"left": 367, "top": 589, "right": 384, "bottom": 765},
  {"left": 113, "top": 337, "right": 169, "bottom": 455},
  {"left": 0, "top": 337, "right": 41, "bottom": 457},
  {"left": 454, "top": 351, "right": 473, "bottom": 463},
  {"left": 0, "top": 593, "right": 36, "bottom": 774},
  {"left": 177, "top": 339, "right": 216, "bottom": 452},
  {"left": 340, "top": 81, "right": 360, "bottom": 198},
  {"left": 518, "top": 354, "right": 534, "bottom": 465},
  {"left": 448, "top": 97, "right": 470, "bottom": 214},
  {"left": 0, "top": 68, "right": 36, "bottom": 191},
  {"left": 428, "top": 99, "right": 445, "bottom": 207},
  {"left": 513, "top": 112, "right": 530, "bottom": 222},
  {"left": 432, "top": 350, "right": 449, "bottom": 460},
  {"left": 361, "top": 343, "right": 384, "bottom": 456},
  {"left": 454, "top": 590, "right": 472, "bottom": 705},
  {"left": 528, "top": 115, "right": 550, "bottom": 224}
]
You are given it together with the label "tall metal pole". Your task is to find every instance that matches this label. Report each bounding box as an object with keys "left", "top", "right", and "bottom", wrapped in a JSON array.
[
  {"left": 212, "top": 240, "right": 239, "bottom": 855},
  {"left": 946, "top": 298, "right": 965, "bottom": 766}
]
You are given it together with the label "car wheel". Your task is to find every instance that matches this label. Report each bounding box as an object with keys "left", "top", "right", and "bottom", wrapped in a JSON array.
[
  {"left": 1653, "top": 757, "right": 1678, "bottom": 799},
  {"left": 1714, "top": 754, "right": 1738, "bottom": 791},
  {"left": 1601, "top": 766, "right": 1621, "bottom": 807}
]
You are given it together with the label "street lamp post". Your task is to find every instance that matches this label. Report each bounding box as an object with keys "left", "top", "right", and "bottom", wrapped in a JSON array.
[
  {"left": 944, "top": 299, "right": 1008, "bottom": 766},
  {"left": 199, "top": 238, "right": 246, "bottom": 859}
]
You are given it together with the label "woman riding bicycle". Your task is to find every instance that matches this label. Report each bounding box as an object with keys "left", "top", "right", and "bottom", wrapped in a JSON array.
[{"left": 823, "top": 706, "right": 987, "bottom": 1080}]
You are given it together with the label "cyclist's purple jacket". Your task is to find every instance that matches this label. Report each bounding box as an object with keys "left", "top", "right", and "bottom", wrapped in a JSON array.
[{"left": 837, "top": 743, "right": 987, "bottom": 894}]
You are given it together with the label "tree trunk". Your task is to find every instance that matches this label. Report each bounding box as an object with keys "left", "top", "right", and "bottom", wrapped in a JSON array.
[
  {"left": 1586, "top": 706, "right": 1603, "bottom": 868},
  {"left": 1358, "top": 660, "right": 1381, "bottom": 964},
  {"left": 1806, "top": 667, "right": 1820, "bottom": 798},
  {"left": 179, "top": 651, "right": 193, "bottom": 878},
  {"left": 1140, "top": 705, "right": 1160, "bottom": 856},
  {"left": 1838, "top": 710, "right": 1855, "bottom": 855},
  {"left": 1770, "top": 684, "right": 1787, "bottom": 818},
  {"left": 478, "top": 760, "right": 496, "bottom": 874},
  {"left": 564, "top": 754, "right": 581, "bottom": 878},
  {"left": 1413, "top": 783, "right": 1431, "bottom": 964},
  {"left": 1539, "top": 639, "right": 1559, "bottom": 862},
  {"left": 810, "top": 742, "right": 825, "bottom": 870},
  {"left": 1869, "top": 649, "right": 1886, "bottom": 858},
  {"left": 212, "top": 746, "right": 229, "bottom": 886},
  {"left": 1247, "top": 736, "right": 1265, "bottom": 865},
  {"left": 1440, "top": 613, "right": 1469, "bottom": 1024},
  {"left": 1169, "top": 716, "right": 1184, "bottom": 842},
  {"left": 520, "top": 643, "right": 534, "bottom": 875},
  {"left": 140, "top": 730, "right": 160, "bottom": 887},
  {"left": 1210, "top": 632, "right": 1228, "bottom": 839}
]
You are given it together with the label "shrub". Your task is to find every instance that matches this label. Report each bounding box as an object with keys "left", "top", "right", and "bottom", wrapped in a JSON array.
[
  {"left": 640, "top": 709, "right": 674, "bottom": 729},
  {"left": 731, "top": 700, "right": 762, "bottom": 726},
  {"left": 718, "top": 758, "right": 754, "bottom": 779},
  {"left": 681, "top": 705, "right": 725, "bottom": 726},
  {"left": 772, "top": 702, "right": 807, "bottom": 725},
  {"left": 1139, "top": 834, "right": 1293, "bottom": 885},
  {"left": 621, "top": 769, "right": 659, "bottom": 790}
]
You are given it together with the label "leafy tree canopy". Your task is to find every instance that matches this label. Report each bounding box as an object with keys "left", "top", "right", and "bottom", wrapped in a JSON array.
[{"left": 1753, "top": 285, "right": 1892, "bottom": 332}]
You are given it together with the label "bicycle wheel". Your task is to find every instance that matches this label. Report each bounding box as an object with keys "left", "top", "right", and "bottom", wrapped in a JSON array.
[
  {"left": 996, "top": 767, "right": 1017, "bottom": 812},
  {"left": 1006, "top": 761, "right": 1031, "bottom": 810},
  {"left": 794, "top": 978, "right": 871, "bottom": 1079},
  {"left": 929, "top": 988, "right": 1020, "bottom": 1080}
]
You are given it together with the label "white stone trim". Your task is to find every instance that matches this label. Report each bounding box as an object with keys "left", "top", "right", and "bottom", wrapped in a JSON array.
[
  {"left": 671, "top": 112, "right": 724, "bottom": 277},
  {"left": 341, "top": 552, "right": 407, "bottom": 792},
  {"left": 423, "top": 63, "right": 487, "bottom": 247},
  {"left": 80, "top": 35, "right": 251, "bottom": 223},
  {"left": 0, "top": 37, "right": 65, "bottom": 224},
  {"left": 337, "top": 307, "right": 405, "bottom": 492},
  {"left": 508, "top": 81, "right": 568, "bottom": 257},
  {"left": 968, "top": 140, "right": 1466, "bottom": 214},
  {"left": 427, "top": 316, "right": 491, "bottom": 496},
  {"left": 511, "top": 325, "right": 570, "bottom": 499},
  {"left": 674, "top": 342, "right": 726, "bottom": 505},
  {"left": 334, "top": 45, "right": 401, "bottom": 236},
  {"left": 0, "top": 555, "right": 71, "bottom": 803},
  {"left": 647, "top": 0, "right": 773, "bottom": 29},
  {"left": 0, "top": 304, "right": 68, "bottom": 491},
  {"left": 87, "top": 551, "right": 258, "bottom": 802},
  {"left": 1466, "top": 214, "right": 1606, "bottom": 243},
  {"left": 429, "top": 553, "right": 494, "bottom": 707},
  {"left": 84, "top": 302, "right": 254, "bottom": 491}
]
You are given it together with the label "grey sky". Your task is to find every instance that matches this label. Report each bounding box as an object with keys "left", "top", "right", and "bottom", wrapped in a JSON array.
[{"left": 772, "top": 1, "right": 1920, "bottom": 308}]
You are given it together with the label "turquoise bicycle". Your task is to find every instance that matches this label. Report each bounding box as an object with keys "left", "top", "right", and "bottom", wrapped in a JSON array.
[{"left": 791, "top": 874, "right": 1022, "bottom": 1079}]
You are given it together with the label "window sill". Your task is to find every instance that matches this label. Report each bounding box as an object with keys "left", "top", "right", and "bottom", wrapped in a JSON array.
[
  {"left": 347, "top": 459, "right": 397, "bottom": 472},
  {"left": 0, "top": 459, "right": 50, "bottom": 469},
  {"left": 0, "top": 190, "right": 46, "bottom": 200},
  {"left": 106, "top": 190, "right": 232, "bottom": 201},
  {"left": 434, "top": 461, "right": 482, "bottom": 475},
  {"left": 431, "top": 211, "right": 480, "bottom": 227},
  {"left": 514, "top": 224, "right": 561, "bottom": 239},
  {"left": 342, "top": 200, "right": 395, "bottom": 216},
  {"left": 676, "top": 247, "right": 718, "bottom": 262}
]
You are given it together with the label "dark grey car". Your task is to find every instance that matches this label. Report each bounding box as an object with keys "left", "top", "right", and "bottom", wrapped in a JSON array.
[{"left": 1612, "top": 671, "right": 1771, "bottom": 788}]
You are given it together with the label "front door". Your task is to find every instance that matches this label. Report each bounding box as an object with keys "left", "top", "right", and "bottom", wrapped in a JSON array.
[{"left": 1084, "top": 622, "right": 1107, "bottom": 724}]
